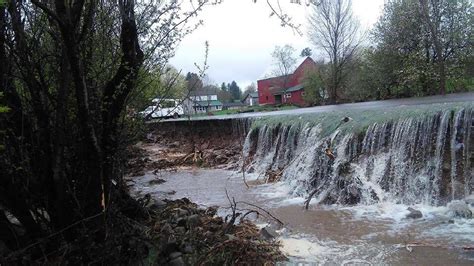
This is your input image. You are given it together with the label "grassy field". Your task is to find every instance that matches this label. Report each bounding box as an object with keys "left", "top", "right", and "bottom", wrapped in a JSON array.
[{"left": 196, "top": 104, "right": 299, "bottom": 117}]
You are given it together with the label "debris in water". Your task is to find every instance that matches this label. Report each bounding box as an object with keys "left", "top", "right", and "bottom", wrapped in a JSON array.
[{"left": 325, "top": 148, "right": 335, "bottom": 160}]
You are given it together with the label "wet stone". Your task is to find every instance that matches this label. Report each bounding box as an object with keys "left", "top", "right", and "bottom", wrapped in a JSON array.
[
  {"left": 446, "top": 200, "right": 472, "bottom": 219},
  {"left": 186, "top": 214, "right": 201, "bottom": 228},
  {"left": 169, "top": 251, "right": 182, "bottom": 260},
  {"left": 464, "top": 195, "right": 474, "bottom": 207},
  {"left": 260, "top": 226, "right": 279, "bottom": 239},
  {"left": 203, "top": 231, "right": 213, "bottom": 239},
  {"left": 226, "top": 234, "right": 237, "bottom": 241},
  {"left": 148, "top": 199, "right": 167, "bottom": 209},
  {"left": 406, "top": 207, "right": 423, "bottom": 219},
  {"left": 148, "top": 178, "right": 166, "bottom": 185},
  {"left": 175, "top": 208, "right": 189, "bottom": 217}
]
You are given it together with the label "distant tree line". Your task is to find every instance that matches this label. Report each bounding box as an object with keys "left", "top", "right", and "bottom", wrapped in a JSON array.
[
  {"left": 181, "top": 72, "right": 245, "bottom": 103},
  {"left": 302, "top": 0, "right": 473, "bottom": 105}
]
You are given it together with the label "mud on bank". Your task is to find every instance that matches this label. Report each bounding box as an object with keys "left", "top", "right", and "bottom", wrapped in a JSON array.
[{"left": 137, "top": 119, "right": 249, "bottom": 172}]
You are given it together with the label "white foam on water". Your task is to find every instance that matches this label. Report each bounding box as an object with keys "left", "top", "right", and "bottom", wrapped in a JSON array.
[
  {"left": 279, "top": 197, "right": 307, "bottom": 206},
  {"left": 254, "top": 222, "right": 269, "bottom": 229},
  {"left": 278, "top": 236, "right": 394, "bottom": 265},
  {"left": 423, "top": 218, "right": 474, "bottom": 243},
  {"left": 279, "top": 237, "right": 329, "bottom": 261},
  {"left": 240, "top": 172, "right": 260, "bottom": 181},
  {"left": 252, "top": 181, "right": 310, "bottom": 207},
  {"left": 329, "top": 201, "right": 474, "bottom": 246},
  {"left": 255, "top": 181, "right": 293, "bottom": 199}
]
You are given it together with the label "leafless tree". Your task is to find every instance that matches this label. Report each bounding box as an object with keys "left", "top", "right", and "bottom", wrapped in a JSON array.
[
  {"left": 308, "top": 0, "right": 361, "bottom": 103},
  {"left": 271, "top": 44, "right": 297, "bottom": 102},
  {"left": 243, "top": 82, "right": 257, "bottom": 97}
]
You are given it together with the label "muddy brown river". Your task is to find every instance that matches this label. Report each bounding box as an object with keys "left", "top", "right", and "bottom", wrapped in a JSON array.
[{"left": 128, "top": 168, "right": 474, "bottom": 265}]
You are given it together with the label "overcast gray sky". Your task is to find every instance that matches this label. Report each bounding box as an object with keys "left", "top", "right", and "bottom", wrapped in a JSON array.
[{"left": 169, "top": 0, "right": 385, "bottom": 89}]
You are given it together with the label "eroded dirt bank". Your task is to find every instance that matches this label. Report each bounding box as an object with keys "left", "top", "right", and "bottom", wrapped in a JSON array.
[{"left": 136, "top": 119, "right": 246, "bottom": 173}]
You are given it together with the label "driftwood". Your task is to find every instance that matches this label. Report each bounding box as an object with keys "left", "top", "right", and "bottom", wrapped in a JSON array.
[
  {"left": 325, "top": 148, "right": 335, "bottom": 160},
  {"left": 223, "top": 189, "right": 284, "bottom": 233},
  {"left": 177, "top": 149, "right": 203, "bottom": 165},
  {"left": 241, "top": 148, "right": 250, "bottom": 189},
  {"left": 265, "top": 169, "right": 284, "bottom": 183}
]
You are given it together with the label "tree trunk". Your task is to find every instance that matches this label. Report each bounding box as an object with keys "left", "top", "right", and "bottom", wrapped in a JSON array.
[
  {"left": 436, "top": 49, "right": 446, "bottom": 95},
  {"left": 419, "top": 0, "right": 446, "bottom": 95}
]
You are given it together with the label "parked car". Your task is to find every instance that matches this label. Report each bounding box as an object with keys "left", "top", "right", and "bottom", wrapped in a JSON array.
[{"left": 140, "top": 98, "right": 184, "bottom": 119}]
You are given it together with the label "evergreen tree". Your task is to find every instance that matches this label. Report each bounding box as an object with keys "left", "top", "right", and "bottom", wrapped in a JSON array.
[
  {"left": 300, "top": 47, "right": 312, "bottom": 57},
  {"left": 221, "top": 82, "right": 228, "bottom": 92},
  {"left": 185, "top": 72, "right": 203, "bottom": 91},
  {"left": 229, "top": 81, "right": 241, "bottom": 101}
]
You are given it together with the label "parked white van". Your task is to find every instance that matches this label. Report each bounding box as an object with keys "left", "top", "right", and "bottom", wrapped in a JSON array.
[{"left": 140, "top": 98, "right": 184, "bottom": 119}]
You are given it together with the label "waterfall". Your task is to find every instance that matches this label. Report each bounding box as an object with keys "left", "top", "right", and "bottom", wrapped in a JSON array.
[{"left": 242, "top": 105, "right": 474, "bottom": 206}]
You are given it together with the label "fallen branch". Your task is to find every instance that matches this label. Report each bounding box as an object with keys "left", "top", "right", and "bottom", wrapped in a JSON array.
[
  {"left": 304, "top": 189, "right": 319, "bottom": 210},
  {"left": 241, "top": 152, "right": 250, "bottom": 189},
  {"left": 223, "top": 189, "right": 239, "bottom": 235},
  {"left": 236, "top": 201, "right": 284, "bottom": 226},
  {"left": 265, "top": 168, "right": 284, "bottom": 183},
  {"left": 223, "top": 190, "right": 284, "bottom": 227}
]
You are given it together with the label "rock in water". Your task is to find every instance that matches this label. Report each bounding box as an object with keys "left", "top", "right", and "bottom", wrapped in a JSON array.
[
  {"left": 446, "top": 200, "right": 472, "bottom": 219},
  {"left": 465, "top": 195, "right": 474, "bottom": 207},
  {"left": 406, "top": 207, "right": 423, "bottom": 219},
  {"left": 260, "top": 226, "right": 279, "bottom": 239}
]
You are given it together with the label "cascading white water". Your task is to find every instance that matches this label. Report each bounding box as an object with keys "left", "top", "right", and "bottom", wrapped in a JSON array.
[{"left": 242, "top": 105, "right": 473, "bottom": 206}]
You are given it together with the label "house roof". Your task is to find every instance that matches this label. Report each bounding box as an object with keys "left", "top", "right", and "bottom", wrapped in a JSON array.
[
  {"left": 257, "top": 57, "right": 317, "bottom": 83},
  {"left": 151, "top": 98, "right": 178, "bottom": 103},
  {"left": 286, "top": 84, "right": 304, "bottom": 92},
  {"left": 270, "top": 87, "right": 285, "bottom": 95},
  {"left": 249, "top": 92, "right": 258, "bottom": 98},
  {"left": 256, "top": 74, "right": 291, "bottom": 83},
  {"left": 243, "top": 92, "right": 259, "bottom": 100},
  {"left": 270, "top": 84, "right": 304, "bottom": 95},
  {"left": 194, "top": 100, "right": 222, "bottom": 107}
]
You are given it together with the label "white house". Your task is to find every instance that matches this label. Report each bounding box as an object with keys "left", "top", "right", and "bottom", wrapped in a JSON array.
[
  {"left": 243, "top": 92, "right": 259, "bottom": 106},
  {"left": 183, "top": 89, "right": 223, "bottom": 114}
]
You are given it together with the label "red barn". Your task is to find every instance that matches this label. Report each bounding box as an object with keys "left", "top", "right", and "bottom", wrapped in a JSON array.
[{"left": 257, "top": 57, "right": 317, "bottom": 106}]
